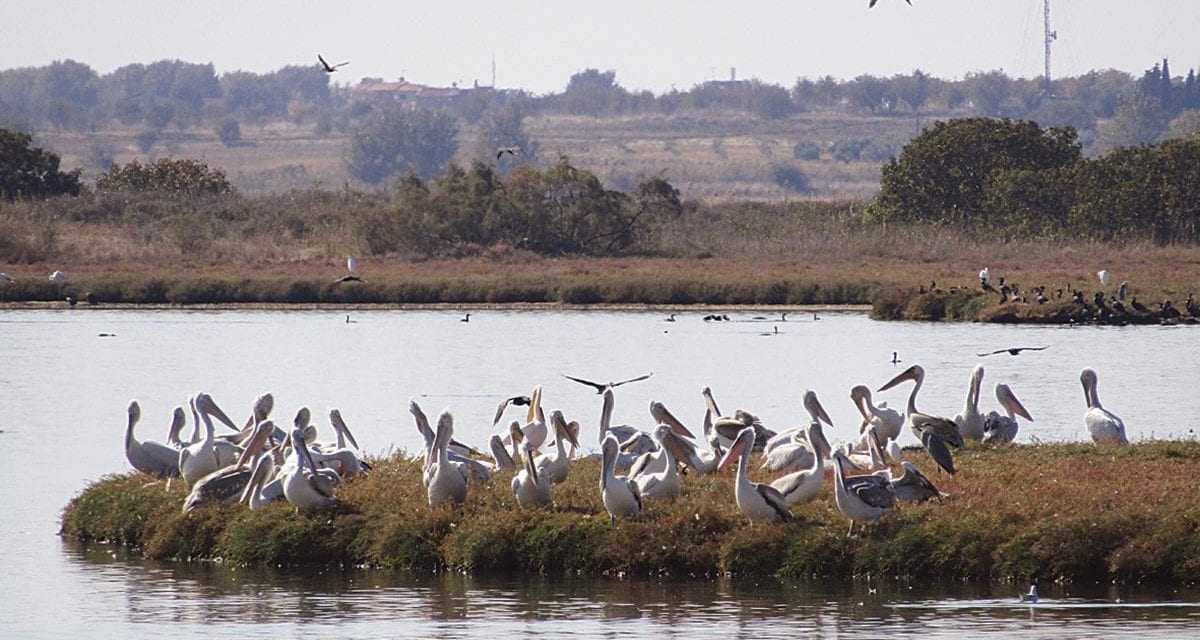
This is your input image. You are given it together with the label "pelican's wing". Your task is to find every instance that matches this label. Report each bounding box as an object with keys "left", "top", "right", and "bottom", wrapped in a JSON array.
[
  {"left": 977, "top": 349, "right": 1004, "bottom": 357},
  {"left": 920, "top": 432, "right": 957, "bottom": 475},
  {"left": 912, "top": 413, "right": 963, "bottom": 448},
  {"left": 845, "top": 474, "right": 896, "bottom": 509},
  {"left": 409, "top": 401, "right": 435, "bottom": 451},
  {"left": 627, "top": 451, "right": 653, "bottom": 479},
  {"left": 562, "top": 374, "right": 606, "bottom": 392},
  {"left": 895, "top": 465, "right": 943, "bottom": 497},
  {"left": 493, "top": 397, "right": 513, "bottom": 425},
  {"left": 317, "top": 54, "right": 331, "bottom": 70},
  {"left": 611, "top": 372, "right": 654, "bottom": 388},
  {"left": 1018, "top": 346, "right": 1049, "bottom": 352},
  {"left": 770, "top": 469, "right": 813, "bottom": 498},
  {"left": 754, "top": 483, "right": 794, "bottom": 521}
]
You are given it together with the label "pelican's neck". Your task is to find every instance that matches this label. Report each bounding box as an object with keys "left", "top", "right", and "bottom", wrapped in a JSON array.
[
  {"left": 125, "top": 411, "right": 137, "bottom": 452},
  {"left": 856, "top": 391, "right": 875, "bottom": 421},
  {"left": 201, "top": 409, "right": 214, "bottom": 450},
  {"left": 1088, "top": 379, "right": 1102, "bottom": 410},
  {"left": 553, "top": 427, "right": 566, "bottom": 461},
  {"left": 662, "top": 441, "right": 677, "bottom": 480},
  {"left": 735, "top": 443, "right": 750, "bottom": 487},
  {"left": 964, "top": 374, "right": 980, "bottom": 412},
  {"left": 600, "top": 447, "right": 614, "bottom": 490},
  {"left": 189, "top": 403, "right": 201, "bottom": 444},
  {"left": 906, "top": 373, "right": 923, "bottom": 416}
]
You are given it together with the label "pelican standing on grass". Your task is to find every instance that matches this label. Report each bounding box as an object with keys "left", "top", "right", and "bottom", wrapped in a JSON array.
[
  {"left": 761, "top": 390, "right": 833, "bottom": 473},
  {"left": 427, "top": 411, "right": 468, "bottom": 507},
  {"left": 954, "top": 365, "right": 986, "bottom": 441},
  {"left": 534, "top": 410, "right": 580, "bottom": 485},
  {"left": 633, "top": 424, "right": 682, "bottom": 500},
  {"left": 982, "top": 384, "right": 1033, "bottom": 444},
  {"left": 124, "top": 401, "right": 183, "bottom": 479},
  {"left": 718, "top": 427, "right": 793, "bottom": 523},
  {"left": 769, "top": 419, "right": 828, "bottom": 506},
  {"left": 178, "top": 394, "right": 243, "bottom": 485},
  {"left": 512, "top": 440, "right": 551, "bottom": 507},
  {"left": 851, "top": 385, "right": 903, "bottom": 443},
  {"left": 283, "top": 427, "right": 338, "bottom": 512},
  {"left": 1081, "top": 368, "right": 1128, "bottom": 444},
  {"left": 182, "top": 419, "right": 274, "bottom": 513},
  {"left": 831, "top": 449, "right": 895, "bottom": 536},
  {"left": 599, "top": 435, "right": 641, "bottom": 524},
  {"left": 879, "top": 364, "right": 964, "bottom": 447},
  {"left": 659, "top": 408, "right": 723, "bottom": 475}
]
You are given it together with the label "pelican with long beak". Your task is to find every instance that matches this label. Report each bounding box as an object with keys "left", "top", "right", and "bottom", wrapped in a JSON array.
[
  {"left": 660, "top": 408, "right": 723, "bottom": 475},
  {"left": 846, "top": 427, "right": 890, "bottom": 471},
  {"left": 982, "top": 384, "right": 1033, "bottom": 444},
  {"left": 831, "top": 448, "right": 895, "bottom": 536},
  {"left": 704, "top": 386, "right": 777, "bottom": 451},
  {"left": 512, "top": 440, "right": 551, "bottom": 507},
  {"left": 600, "top": 435, "right": 642, "bottom": 524},
  {"left": 240, "top": 451, "right": 279, "bottom": 510},
  {"left": 769, "top": 419, "right": 828, "bottom": 506},
  {"left": 410, "top": 401, "right": 490, "bottom": 485},
  {"left": 125, "top": 401, "right": 183, "bottom": 478},
  {"left": 633, "top": 424, "right": 682, "bottom": 500},
  {"left": 850, "top": 385, "right": 903, "bottom": 444},
  {"left": 718, "top": 427, "right": 792, "bottom": 523},
  {"left": 517, "top": 386, "right": 548, "bottom": 450},
  {"left": 178, "top": 393, "right": 243, "bottom": 485},
  {"left": 489, "top": 432, "right": 517, "bottom": 471},
  {"left": 163, "top": 406, "right": 188, "bottom": 448},
  {"left": 625, "top": 401, "right": 698, "bottom": 479},
  {"left": 427, "top": 411, "right": 468, "bottom": 507},
  {"left": 889, "top": 461, "right": 946, "bottom": 503},
  {"left": 183, "top": 419, "right": 274, "bottom": 512},
  {"left": 954, "top": 365, "right": 986, "bottom": 441},
  {"left": 326, "top": 409, "right": 361, "bottom": 451},
  {"left": 283, "top": 427, "right": 338, "bottom": 512},
  {"left": 760, "top": 390, "right": 833, "bottom": 473},
  {"left": 879, "top": 364, "right": 964, "bottom": 447},
  {"left": 534, "top": 410, "right": 580, "bottom": 485},
  {"left": 1081, "top": 368, "right": 1128, "bottom": 444}
]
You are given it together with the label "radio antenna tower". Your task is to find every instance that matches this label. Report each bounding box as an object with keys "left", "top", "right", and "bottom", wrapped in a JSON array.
[{"left": 1043, "top": 0, "right": 1057, "bottom": 95}]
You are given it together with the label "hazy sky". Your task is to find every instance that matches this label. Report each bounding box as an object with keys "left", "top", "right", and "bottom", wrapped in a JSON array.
[{"left": 3, "top": 1, "right": 1199, "bottom": 93}]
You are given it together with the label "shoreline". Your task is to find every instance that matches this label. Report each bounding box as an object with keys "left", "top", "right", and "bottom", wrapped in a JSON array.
[
  {"left": 61, "top": 442, "right": 1200, "bottom": 584},
  {"left": 0, "top": 301, "right": 872, "bottom": 312}
]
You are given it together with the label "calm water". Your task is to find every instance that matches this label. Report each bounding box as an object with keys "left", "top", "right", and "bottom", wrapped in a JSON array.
[{"left": 2, "top": 308, "right": 1198, "bottom": 638}]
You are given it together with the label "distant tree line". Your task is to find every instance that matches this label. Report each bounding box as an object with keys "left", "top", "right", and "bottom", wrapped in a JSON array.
[{"left": 871, "top": 117, "right": 1200, "bottom": 243}]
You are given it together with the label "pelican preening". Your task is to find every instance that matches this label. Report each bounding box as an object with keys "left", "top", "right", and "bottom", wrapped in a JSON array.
[
  {"left": 283, "top": 427, "right": 339, "bottom": 511},
  {"left": 761, "top": 390, "right": 833, "bottom": 473},
  {"left": 831, "top": 449, "right": 895, "bottom": 536},
  {"left": 1081, "top": 368, "right": 1128, "bottom": 445},
  {"left": 954, "top": 365, "right": 986, "bottom": 441}
]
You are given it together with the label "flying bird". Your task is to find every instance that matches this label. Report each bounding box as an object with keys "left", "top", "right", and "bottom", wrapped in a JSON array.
[
  {"left": 869, "top": 0, "right": 911, "bottom": 7},
  {"left": 493, "top": 395, "right": 532, "bottom": 426},
  {"left": 318, "top": 54, "right": 349, "bottom": 73},
  {"left": 562, "top": 373, "right": 654, "bottom": 394},
  {"left": 496, "top": 146, "right": 521, "bottom": 160},
  {"left": 977, "top": 346, "right": 1049, "bottom": 357}
]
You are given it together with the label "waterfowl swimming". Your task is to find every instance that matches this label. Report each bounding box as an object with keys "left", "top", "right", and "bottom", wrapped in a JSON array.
[{"left": 1081, "top": 368, "right": 1128, "bottom": 444}]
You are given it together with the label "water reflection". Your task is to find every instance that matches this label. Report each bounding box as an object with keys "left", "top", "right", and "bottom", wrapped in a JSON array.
[{"left": 61, "top": 542, "right": 1200, "bottom": 639}]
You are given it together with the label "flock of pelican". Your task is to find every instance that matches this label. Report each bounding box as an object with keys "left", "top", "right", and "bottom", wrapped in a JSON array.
[{"left": 124, "top": 363, "right": 1127, "bottom": 534}]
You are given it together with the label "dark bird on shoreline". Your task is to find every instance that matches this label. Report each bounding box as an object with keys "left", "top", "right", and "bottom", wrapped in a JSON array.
[
  {"left": 562, "top": 373, "right": 654, "bottom": 394},
  {"left": 493, "top": 395, "right": 531, "bottom": 425},
  {"left": 318, "top": 54, "right": 349, "bottom": 73},
  {"left": 977, "top": 346, "right": 1049, "bottom": 357}
]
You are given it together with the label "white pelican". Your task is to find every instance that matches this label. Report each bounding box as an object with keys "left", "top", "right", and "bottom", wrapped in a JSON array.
[
  {"left": 600, "top": 435, "right": 641, "bottom": 525},
  {"left": 163, "top": 406, "right": 188, "bottom": 448},
  {"left": 1081, "top": 368, "right": 1128, "bottom": 445},
  {"left": 703, "top": 386, "right": 777, "bottom": 450},
  {"left": 489, "top": 433, "right": 517, "bottom": 470},
  {"left": 979, "top": 267, "right": 990, "bottom": 287},
  {"left": 660, "top": 408, "right": 722, "bottom": 475},
  {"left": 760, "top": 390, "right": 833, "bottom": 473},
  {"left": 879, "top": 365, "right": 964, "bottom": 447},
  {"left": 124, "top": 401, "right": 182, "bottom": 478},
  {"left": 240, "top": 451, "right": 279, "bottom": 510},
  {"left": 178, "top": 394, "right": 243, "bottom": 485},
  {"left": 954, "top": 365, "right": 986, "bottom": 441},
  {"left": 831, "top": 448, "right": 895, "bottom": 536},
  {"left": 327, "top": 409, "right": 361, "bottom": 450},
  {"left": 283, "top": 427, "right": 338, "bottom": 512},
  {"left": 633, "top": 424, "right": 681, "bottom": 501},
  {"left": 509, "top": 386, "right": 548, "bottom": 450},
  {"left": 427, "top": 411, "right": 468, "bottom": 507},
  {"left": 850, "top": 385, "right": 903, "bottom": 445},
  {"left": 182, "top": 419, "right": 274, "bottom": 513},
  {"left": 769, "top": 420, "right": 827, "bottom": 507},
  {"left": 982, "top": 384, "right": 1032, "bottom": 444},
  {"left": 512, "top": 440, "right": 551, "bottom": 508},
  {"left": 845, "top": 428, "right": 890, "bottom": 472},
  {"left": 889, "top": 460, "right": 946, "bottom": 503},
  {"left": 718, "top": 427, "right": 792, "bottom": 523},
  {"left": 533, "top": 410, "right": 579, "bottom": 485},
  {"left": 409, "top": 401, "right": 490, "bottom": 485}
]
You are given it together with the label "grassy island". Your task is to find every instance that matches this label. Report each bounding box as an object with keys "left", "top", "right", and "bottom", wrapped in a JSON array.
[{"left": 62, "top": 442, "right": 1200, "bottom": 584}]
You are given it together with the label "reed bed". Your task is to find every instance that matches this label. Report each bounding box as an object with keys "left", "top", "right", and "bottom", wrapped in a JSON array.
[{"left": 61, "top": 442, "right": 1200, "bottom": 584}]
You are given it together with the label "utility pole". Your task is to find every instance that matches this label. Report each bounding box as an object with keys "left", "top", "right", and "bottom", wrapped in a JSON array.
[{"left": 1043, "top": 0, "right": 1057, "bottom": 95}]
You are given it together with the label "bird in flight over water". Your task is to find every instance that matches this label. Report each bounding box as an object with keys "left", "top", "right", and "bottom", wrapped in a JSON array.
[
  {"left": 869, "top": 0, "right": 911, "bottom": 6},
  {"left": 562, "top": 373, "right": 654, "bottom": 394},
  {"left": 977, "top": 346, "right": 1049, "bottom": 357},
  {"left": 497, "top": 146, "right": 521, "bottom": 160},
  {"left": 318, "top": 54, "right": 349, "bottom": 73}
]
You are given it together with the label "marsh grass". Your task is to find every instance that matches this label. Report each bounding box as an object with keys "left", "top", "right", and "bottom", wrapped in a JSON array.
[{"left": 62, "top": 442, "right": 1200, "bottom": 584}]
